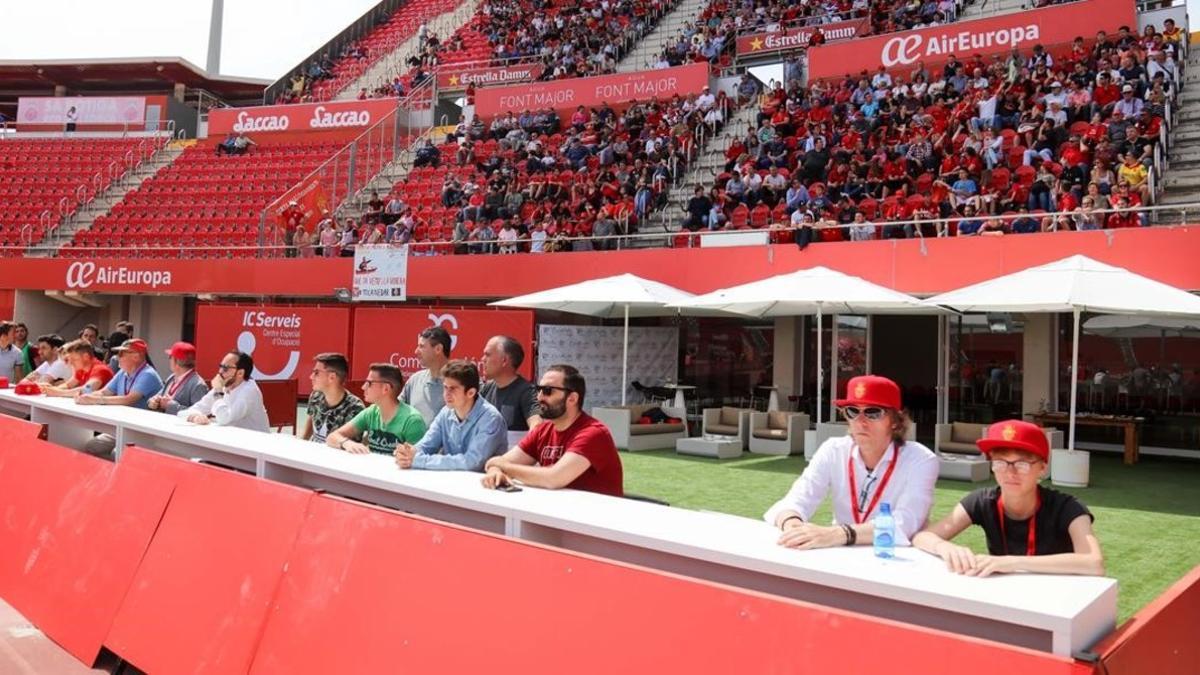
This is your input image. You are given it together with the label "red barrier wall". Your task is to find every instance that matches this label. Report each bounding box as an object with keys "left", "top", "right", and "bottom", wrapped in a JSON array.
[
  {"left": 251, "top": 494, "right": 1095, "bottom": 675},
  {"left": 1094, "top": 564, "right": 1200, "bottom": 675},
  {"left": 0, "top": 414, "right": 46, "bottom": 441},
  {"left": 0, "top": 438, "right": 174, "bottom": 665},
  {"left": 103, "top": 450, "right": 314, "bottom": 675},
  {"left": 3, "top": 227, "right": 1199, "bottom": 297}
]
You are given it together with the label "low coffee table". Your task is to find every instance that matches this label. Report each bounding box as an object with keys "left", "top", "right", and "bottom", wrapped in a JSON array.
[{"left": 676, "top": 436, "right": 743, "bottom": 459}]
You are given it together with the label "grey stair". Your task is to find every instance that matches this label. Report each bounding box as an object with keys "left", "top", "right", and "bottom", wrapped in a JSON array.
[
  {"left": 616, "top": 0, "right": 711, "bottom": 73},
  {"left": 27, "top": 141, "right": 185, "bottom": 257}
]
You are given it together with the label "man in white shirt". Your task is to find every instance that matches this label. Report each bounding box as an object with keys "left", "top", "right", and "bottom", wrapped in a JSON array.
[
  {"left": 21, "top": 334, "right": 72, "bottom": 384},
  {"left": 764, "top": 375, "right": 938, "bottom": 549},
  {"left": 179, "top": 350, "right": 271, "bottom": 432}
]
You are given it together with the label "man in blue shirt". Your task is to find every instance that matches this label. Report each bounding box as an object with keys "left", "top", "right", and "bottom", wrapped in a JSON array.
[
  {"left": 76, "top": 339, "right": 165, "bottom": 458},
  {"left": 394, "top": 360, "right": 506, "bottom": 472}
]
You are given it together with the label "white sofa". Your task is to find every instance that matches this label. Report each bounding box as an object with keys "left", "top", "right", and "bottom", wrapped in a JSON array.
[
  {"left": 748, "top": 412, "right": 810, "bottom": 456},
  {"left": 592, "top": 404, "right": 688, "bottom": 452},
  {"left": 701, "top": 406, "right": 753, "bottom": 448}
]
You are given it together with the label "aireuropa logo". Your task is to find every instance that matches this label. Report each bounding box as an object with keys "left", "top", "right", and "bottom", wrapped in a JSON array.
[
  {"left": 880, "top": 24, "right": 1040, "bottom": 67},
  {"left": 65, "top": 262, "right": 173, "bottom": 290}
]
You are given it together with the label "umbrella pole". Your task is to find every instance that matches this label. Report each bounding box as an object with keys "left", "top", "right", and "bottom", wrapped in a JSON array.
[
  {"left": 816, "top": 306, "right": 823, "bottom": 425},
  {"left": 1069, "top": 308, "right": 1080, "bottom": 452},
  {"left": 622, "top": 304, "right": 629, "bottom": 406}
]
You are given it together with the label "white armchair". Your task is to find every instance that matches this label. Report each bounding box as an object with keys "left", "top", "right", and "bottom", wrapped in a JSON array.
[
  {"left": 701, "top": 406, "right": 752, "bottom": 448},
  {"left": 748, "top": 412, "right": 810, "bottom": 456}
]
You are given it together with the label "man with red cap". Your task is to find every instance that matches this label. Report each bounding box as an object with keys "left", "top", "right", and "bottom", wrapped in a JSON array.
[
  {"left": 765, "top": 375, "right": 938, "bottom": 550},
  {"left": 76, "top": 339, "right": 165, "bottom": 458},
  {"left": 148, "top": 342, "right": 209, "bottom": 416},
  {"left": 914, "top": 420, "right": 1104, "bottom": 576}
]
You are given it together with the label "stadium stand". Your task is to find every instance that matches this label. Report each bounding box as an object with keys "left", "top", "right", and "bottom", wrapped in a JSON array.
[
  {"left": 59, "top": 141, "right": 347, "bottom": 258},
  {"left": 276, "top": 0, "right": 461, "bottom": 103},
  {"left": 0, "top": 137, "right": 150, "bottom": 255},
  {"left": 689, "top": 22, "right": 1181, "bottom": 242}
]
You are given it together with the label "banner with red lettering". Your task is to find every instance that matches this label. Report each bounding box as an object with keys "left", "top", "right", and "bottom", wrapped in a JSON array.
[
  {"left": 272, "top": 177, "right": 330, "bottom": 233},
  {"left": 195, "top": 305, "right": 351, "bottom": 396},
  {"left": 208, "top": 99, "right": 397, "bottom": 135},
  {"left": 350, "top": 308, "right": 535, "bottom": 381},
  {"left": 806, "top": 0, "right": 1134, "bottom": 80},
  {"left": 17, "top": 96, "right": 146, "bottom": 125},
  {"left": 473, "top": 62, "right": 711, "bottom": 120},
  {"left": 437, "top": 63, "right": 545, "bottom": 91},
  {"left": 736, "top": 18, "right": 870, "bottom": 57}
]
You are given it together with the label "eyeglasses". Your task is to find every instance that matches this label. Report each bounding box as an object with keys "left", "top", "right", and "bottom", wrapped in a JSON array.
[
  {"left": 363, "top": 379, "right": 388, "bottom": 388},
  {"left": 536, "top": 385, "right": 573, "bottom": 397},
  {"left": 310, "top": 368, "right": 329, "bottom": 376},
  {"left": 991, "top": 459, "right": 1040, "bottom": 474},
  {"left": 841, "top": 406, "right": 886, "bottom": 421},
  {"left": 217, "top": 364, "right": 237, "bottom": 372}
]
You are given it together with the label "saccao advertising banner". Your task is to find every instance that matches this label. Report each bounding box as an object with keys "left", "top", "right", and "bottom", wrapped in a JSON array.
[
  {"left": 350, "top": 307, "right": 535, "bottom": 381},
  {"left": 352, "top": 244, "right": 408, "bottom": 301},
  {"left": 195, "top": 305, "right": 351, "bottom": 396},
  {"left": 207, "top": 99, "right": 397, "bottom": 135},
  {"left": 805, "top": 0, "right": 1134, "bottom": 80}
]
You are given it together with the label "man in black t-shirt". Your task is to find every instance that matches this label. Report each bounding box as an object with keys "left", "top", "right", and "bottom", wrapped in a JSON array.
[
  {"left": 914, "top": 420, "right": 1104, "bottom": 577},
  {"left": 303, "top": 353, "right": 365, "bottom": 444},
  {"left": 479, "top": 336, "right": 541, "bottom": 441}
]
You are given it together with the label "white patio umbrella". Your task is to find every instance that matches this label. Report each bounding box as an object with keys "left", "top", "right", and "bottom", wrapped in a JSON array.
[
  {"left": 490, "top": 273, "right": 698, "bottom": 404},
  {"left": 672, "top": 266, "right": 941, "bottom": 423},
  {"left": 925, "top": 255, "right": 1200, "bottom": 453},
  {"left": 1083, "top": 315, "right": 1200, "bottom": 339}
]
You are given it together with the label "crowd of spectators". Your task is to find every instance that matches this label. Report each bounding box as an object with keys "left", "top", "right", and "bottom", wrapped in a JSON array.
[
  {"left": 682, "top": 22, "right": 1182, "bottom": 246},
  {"left": 282, "top": 87, "right": 729, "bottom": 256},
  {"left": 281, "top": 0, "right": 674, "bottom": 104}
]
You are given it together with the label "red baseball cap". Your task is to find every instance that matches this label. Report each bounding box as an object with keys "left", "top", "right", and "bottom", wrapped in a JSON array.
[
  {"left": 114, "top": 338, "right": 148, "bottom": 355},
  {"left": 977, "top": 420, "right": 1049, "bottom": 461},
  {"left": 164, "top": 341, "right": 196, "bottom": 360},
  {"left": 836, "top": 375, "right": 902, "bottom": 410}
]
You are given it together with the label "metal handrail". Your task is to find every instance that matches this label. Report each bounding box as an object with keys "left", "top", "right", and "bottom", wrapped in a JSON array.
[{"left": 14, "top": 201, "right": 1200, "bottom": 259}]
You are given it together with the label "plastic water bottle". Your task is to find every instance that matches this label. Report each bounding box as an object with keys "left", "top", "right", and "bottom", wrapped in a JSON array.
[{"left": 874, "top": 502, "right": 895, "bottom": 559}]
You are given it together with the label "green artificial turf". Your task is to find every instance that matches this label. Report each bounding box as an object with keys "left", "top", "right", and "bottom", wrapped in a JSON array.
[{"left": 621, "top": 448, "right": 1200, "bottom": 623}]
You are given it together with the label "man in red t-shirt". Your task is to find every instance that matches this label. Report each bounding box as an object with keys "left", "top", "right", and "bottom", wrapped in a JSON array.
[
  {"left": 482, "top": 364, "right": 623, "bottom": 496},
  {"left": 40, "top": 339, "right": 114, "bottom": 397}
]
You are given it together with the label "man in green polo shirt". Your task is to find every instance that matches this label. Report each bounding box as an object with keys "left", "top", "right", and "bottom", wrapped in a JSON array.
[{"left": 327, "top": 363, "right": 425, "bottom": 455}]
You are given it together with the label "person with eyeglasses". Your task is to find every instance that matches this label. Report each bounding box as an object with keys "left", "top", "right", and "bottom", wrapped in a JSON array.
[
  {"left": 913, "top": 420, "right": 1103, "bottom": 577},
  {"left": 764, "top": 375, "right": 938, "bottom": 551},
  {"left": 302, "top": 353, "right": 364, "bottom": 444},
  {"left": 74, "top": 339, "right": 165, "bottom": 458},
  {"left": 147, "top": 342, "right": 209, "bottom": 415},
  {"left": 401, "top": 326, "right": 450, "bottom": 425},
  {"left": 481, "top": 364, "right": 623, "bottom": 496},
  {"left": 394, "top": 360, "right": 506, "bottom": 471},
  {"left": 327, "top": 363, "right": 426, "bottom": 455},
  {"left": 179, "top": 351, "right": 270, "bottom": 432}
]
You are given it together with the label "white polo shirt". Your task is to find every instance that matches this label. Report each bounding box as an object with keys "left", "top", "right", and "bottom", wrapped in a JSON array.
[{"left": 764, "top": 435, "right": 939, "bottom": 545}]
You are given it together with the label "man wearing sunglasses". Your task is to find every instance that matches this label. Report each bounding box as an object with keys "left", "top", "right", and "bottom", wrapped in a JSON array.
[
  {"left": 179, "top": 351, "right": 270, "bottom": 432},
  {"left": 764, "top": 375, "right": 938, "bottom": 551},
  {"left": 913, "top": 420, "right": 1103, "bottom": 577},
  {"left": 327, "top": 363, "right": 426, "bottom": 455},
  {"left": 481, "top": 364, "right": 623, "bottom": 496}
]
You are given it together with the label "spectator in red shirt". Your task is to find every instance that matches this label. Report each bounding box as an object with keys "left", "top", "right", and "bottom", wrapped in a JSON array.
[
  {"left": 482, "top": 364, "right": 623, "bottom": 497},
  {"left": 40, "top": 339, "right": 114, "bottom": 397},
  {"left": 1105, "top": 197, "right": 1141, "bottom": 228}
]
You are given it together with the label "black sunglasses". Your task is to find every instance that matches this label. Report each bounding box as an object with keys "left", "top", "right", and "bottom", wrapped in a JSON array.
[
  {"left": 536, "top": 385, "right": 573, "bottom": 397},
  {"left": 842, "top": 406, "right": 886, "bottom": 421}
]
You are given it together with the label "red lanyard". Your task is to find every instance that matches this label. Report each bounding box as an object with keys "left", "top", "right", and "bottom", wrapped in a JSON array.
[
  {"left": 996, "top": 491, "right": 1041, "bottom": 556},
  {"left": 167, "top": 370, "right": 194, "bottom": 397},
  {"left": 847, "top": 443, "right": 901, "bottom": 525}
]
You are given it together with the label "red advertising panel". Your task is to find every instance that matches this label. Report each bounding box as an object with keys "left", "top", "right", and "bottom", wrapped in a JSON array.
[
  {"left": 194, "top": 305, "right": 352, "bottom": 396},
  {"left": 736, "top": 18, "right": 870, "bottom": 57},
  {"left": 806, "top": 0, "right": 1135, "bottom": 80},
  {"left": 208, "top": 99, "right": 397, "bottom": 135},
  {"left": 350, "top": 307, "right": 535, "bottom": 381},
  {"left": 436, "top": 63, "right": 545, "bottom": 91},
  {"left": 17, "top": 96, "right": 146, "bottom": 125},
  {"left": 473, "top": 62, "right": 710, "bottom": 120}
]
